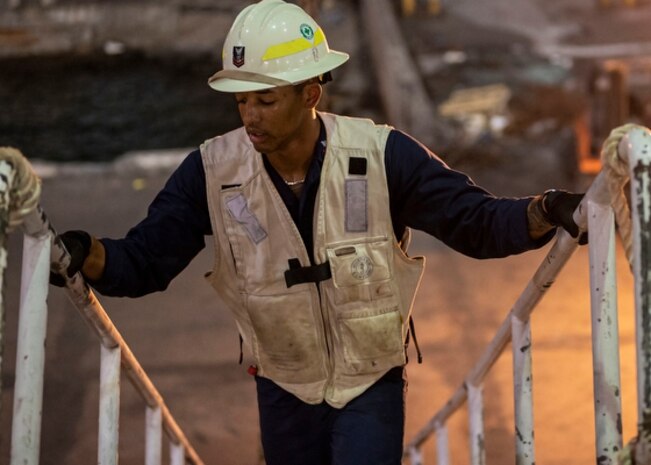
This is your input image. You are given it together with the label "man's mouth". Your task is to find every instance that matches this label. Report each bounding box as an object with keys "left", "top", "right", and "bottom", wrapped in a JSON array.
[{"left": 247, "top": 129, "right": 267, "bottom": 145}]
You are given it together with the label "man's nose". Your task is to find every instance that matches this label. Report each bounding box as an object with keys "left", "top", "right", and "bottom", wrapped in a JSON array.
[{"left": 240, "top": 102, "right": 260, "bottom": 125}]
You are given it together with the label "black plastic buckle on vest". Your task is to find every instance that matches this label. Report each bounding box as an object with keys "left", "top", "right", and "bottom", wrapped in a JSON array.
[{"left": 284, "top": 258, "right": 332, "bottom": 288}]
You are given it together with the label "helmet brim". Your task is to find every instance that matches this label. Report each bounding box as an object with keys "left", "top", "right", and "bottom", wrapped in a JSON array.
[
  {"left": 208, "top": 50, "right": 349, "bottom": 93},
  {"left": 208, "top": 76, "right": 282, "bottom": 93}
]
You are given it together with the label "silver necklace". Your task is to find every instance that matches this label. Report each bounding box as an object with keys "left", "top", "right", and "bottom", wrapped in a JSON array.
[{"left": 284, "top": 178, "right": 305, "bottom": 186}]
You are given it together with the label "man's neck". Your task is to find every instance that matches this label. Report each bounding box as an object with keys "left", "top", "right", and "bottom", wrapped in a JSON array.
[{"left": 266, "top": 115, "right": 321, "bottom": 181}]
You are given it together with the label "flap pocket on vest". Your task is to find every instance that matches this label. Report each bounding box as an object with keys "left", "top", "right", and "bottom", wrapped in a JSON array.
[
  {"left": 247, "top": 292, "right": 327, "bottom": 384},
  {"left": 338, "top": 306, "right": 405, "bottom": 374},
  {"left": 326, "top": 237, "right": 393, "bottom": 305}
]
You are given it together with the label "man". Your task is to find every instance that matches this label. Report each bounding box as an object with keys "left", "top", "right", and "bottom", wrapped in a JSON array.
[{"left": 53, "top": 1, "right": 585, "bottom": 464}]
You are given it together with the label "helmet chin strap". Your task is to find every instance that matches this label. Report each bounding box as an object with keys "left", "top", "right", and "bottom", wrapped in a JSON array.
[
  {"left": 319, "top": 71, "right": 332, "bottom": 85},
  {"left": 293, "top": 72, "right": 333, "bottom": 88}
]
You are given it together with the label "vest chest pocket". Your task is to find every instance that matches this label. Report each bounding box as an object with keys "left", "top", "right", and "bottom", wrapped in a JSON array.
[
  {"left": 326, "top": 237, "right": 395, "bottom": 305},
  {"left": 219, "top": 190, "right": 251, "bottom": 284},
  {"left": 220, "top": 190, "right": 274, "bottom": 288}
]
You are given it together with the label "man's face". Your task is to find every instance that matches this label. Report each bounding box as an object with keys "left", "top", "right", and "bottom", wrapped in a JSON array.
[{"left": 235, "top": 85, "right": 309, "bottom": 155}]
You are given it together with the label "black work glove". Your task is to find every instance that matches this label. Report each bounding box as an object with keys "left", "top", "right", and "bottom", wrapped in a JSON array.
[
  {"left": 541, "top": 190, "right": 588, "bottom": 245},
  {"left": 50, "top": 230, "right": 92, "bottom": 287}
]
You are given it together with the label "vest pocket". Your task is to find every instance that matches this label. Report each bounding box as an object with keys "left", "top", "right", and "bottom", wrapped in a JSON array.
[
  {"left": 338, "top": 305, "right": 405, "bottom": 374},
  {"left": 247, "top": 292, "right": 327, "bottom": 384},
  {"left": 326, "top": 237, "right": 394, "bottom": 305}
]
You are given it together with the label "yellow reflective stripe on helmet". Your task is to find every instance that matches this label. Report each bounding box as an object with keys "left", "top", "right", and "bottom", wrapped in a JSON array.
[
  {"left": 313, "top": 27, "right": 325, "bottom": 46},
  {"left": 262, "top": 27, "right": 325, "bottom": 61}
]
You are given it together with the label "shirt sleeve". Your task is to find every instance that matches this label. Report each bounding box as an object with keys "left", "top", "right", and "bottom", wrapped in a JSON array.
[
  {"left": 385, "top": 130, "right": 553, "bottom": 258},
  {"left": 92, "top": 149, "right": 212, "bottom": 297}
]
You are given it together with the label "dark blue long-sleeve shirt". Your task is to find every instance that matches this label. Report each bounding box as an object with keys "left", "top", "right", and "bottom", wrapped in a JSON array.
[{"left": 95, "top": 127, "right": 551, "bottom": 297}]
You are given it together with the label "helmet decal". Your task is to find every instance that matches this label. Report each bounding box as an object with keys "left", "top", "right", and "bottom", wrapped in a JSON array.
[
  {"left": 299, "top": 23, "right": 314, "bottom": 40},
  {"left": 233, "top": 46, "right": 245, "bottom": 68}
]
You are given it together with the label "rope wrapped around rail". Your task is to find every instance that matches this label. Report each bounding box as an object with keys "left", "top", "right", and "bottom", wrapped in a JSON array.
[
  {"left": 619, "top": 409, "right": 651, "bottom": 465},
  {"left": 0, "top": 147, "right": 42, "bottom": 232}
]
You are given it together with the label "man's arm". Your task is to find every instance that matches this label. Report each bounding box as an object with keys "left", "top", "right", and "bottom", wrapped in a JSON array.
[
  {"left": 384, "top": 130, "right": 582, "bottom": 258},
  {"left": 53, "top": 149, "right": 212, "bottom": 297}
]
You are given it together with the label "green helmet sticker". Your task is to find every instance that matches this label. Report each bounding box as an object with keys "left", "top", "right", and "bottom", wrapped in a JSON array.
[{"left": 300, "top": 23, "right": 314, "bottom": 40}]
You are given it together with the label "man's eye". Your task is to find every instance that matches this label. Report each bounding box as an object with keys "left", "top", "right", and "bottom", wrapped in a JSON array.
[
  {"left": 236, "top": 99, "right": 246, "bottom": 105},
  {"left": 260, "top": 100, "right": 275, "bottom": 106}
]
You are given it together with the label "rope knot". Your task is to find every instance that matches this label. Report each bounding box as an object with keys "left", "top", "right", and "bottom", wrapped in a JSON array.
[
  {"left": 0, "top": 147, "right": 42, "bottom": 231},
  {"left": 601, "top": 123, "right": 647, "bottom": 178}
]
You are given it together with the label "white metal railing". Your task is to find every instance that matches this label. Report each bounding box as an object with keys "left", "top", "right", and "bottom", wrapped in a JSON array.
[
  {"left": 405, "top": 124, "right": 651, "bottom": 464},
  {"left": 0, "top": 146, "right": 205, "bottom": 465}
]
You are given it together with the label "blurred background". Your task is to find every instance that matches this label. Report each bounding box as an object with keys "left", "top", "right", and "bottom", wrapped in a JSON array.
[{"left": 1, "top": 0, "right": 650, "bottom": 463}]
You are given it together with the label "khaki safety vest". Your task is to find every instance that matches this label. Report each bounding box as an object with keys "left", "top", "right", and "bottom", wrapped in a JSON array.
[{"left": 201, "top": 112, "right": 425, "bottom": 407}]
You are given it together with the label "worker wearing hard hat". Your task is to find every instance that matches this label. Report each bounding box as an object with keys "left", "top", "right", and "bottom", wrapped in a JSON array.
[{"left": 52, "top": 1, "right": 585, "bottom": 464}]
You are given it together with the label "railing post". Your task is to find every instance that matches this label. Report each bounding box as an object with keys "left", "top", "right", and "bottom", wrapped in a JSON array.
[
  {"left": 0, "top": 161, "right": 14, "bottom": 424},
  {"left": 623, "top": 128, "right": 651, "bottom": 420},
  {"left": 511, "top": 314, "right": 535, "bottom": 465},
  {"left": 467, "top": 383, "right": 485, "bottom": 465},
  {"left": 170, "top": 442, "right": 185, "bottom": 465},
  {"left": 98, "top": 344, "right": 121, "bottom": 465},
  {"left": 587, "top": 198, "right": 623, "bottom": 461},
  {"left": 11, "top": 230, "right": 51, "bottom": 465},
  {"left": 146, "top": 406, "right": 163, "bottom": 465},
  {"left": 435, "top": 424, "right": 450, "bottom": 465},
  {"left": 409, "top": 445, "right": 423, "bottom": 465}
]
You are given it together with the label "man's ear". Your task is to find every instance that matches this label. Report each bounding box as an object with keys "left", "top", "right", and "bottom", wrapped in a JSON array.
[{"left": 304, "top": 82, "right": 322, "bottom": 109}]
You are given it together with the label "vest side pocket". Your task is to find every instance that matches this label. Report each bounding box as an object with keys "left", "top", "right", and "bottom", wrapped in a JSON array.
[
  {"left": 338, "top": 305, "right": 405, "bottom": 374},
  {"left": 246, "top": 291, "right": 327, "bottom": 384}
]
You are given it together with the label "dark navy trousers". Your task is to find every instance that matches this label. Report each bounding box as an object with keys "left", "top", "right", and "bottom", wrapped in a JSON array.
[{"left": 256, "top": 367, "right": 406, "bottom": 465}]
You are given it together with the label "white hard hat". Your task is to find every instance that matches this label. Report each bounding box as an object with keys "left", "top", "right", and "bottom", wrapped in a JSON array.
[{"left": 208, "top": 0, "right": 349, "bottom": 93}]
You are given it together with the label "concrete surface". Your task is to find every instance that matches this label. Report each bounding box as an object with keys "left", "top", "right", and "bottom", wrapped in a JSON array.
[{"left": 1, "top": 0, "right": 650, "bottom": 464}]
